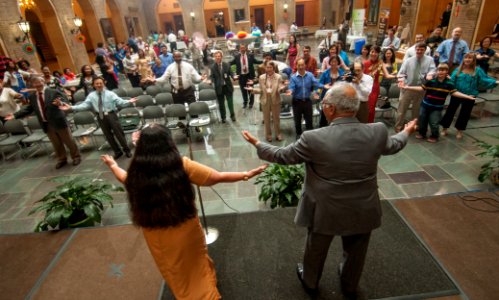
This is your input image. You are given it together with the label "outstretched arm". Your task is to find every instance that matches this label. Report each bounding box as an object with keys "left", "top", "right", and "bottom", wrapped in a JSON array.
[
  {"left": 203, "top": 165, "right": 268, "bottom": 186},
  {"left": 101, "top": 155, "right": 127, "bottom": 183}
]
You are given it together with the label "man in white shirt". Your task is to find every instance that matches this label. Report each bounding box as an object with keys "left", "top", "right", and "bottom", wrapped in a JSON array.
[
  {"left": 381, "top": 29, "right": 401, "bottom": 50},
  {"left": 168, "top": 31, "right": 177, "bottom": 52},
  {"left": 403, "top": 34, "right": 431, "bottom": 62},
  {"left": 155, "top": 51, "right": 205, "bottom": 105},
  {"left": 318, "top": 31, "right": 335, "bottom": 63},
  {"left": 350, "top": 62, "right": 374, "bottom": 123}
]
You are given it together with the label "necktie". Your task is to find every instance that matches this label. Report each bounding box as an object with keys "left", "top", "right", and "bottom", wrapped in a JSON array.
[
  {"left": 242, "top": 55, "right": 247, "bottom": 73},
  {"left": 448, "top": 41, "right": 457, "bottom": 68},
  {"left": 411, "top": 59, "right": 421, "bottom": 86},
  {"left": 219, "top": 63, "right": 225, "bottom": 86},
  {"left": 38, "top": 91, "right": 47, "bottom": 121},
  {"left": 98, "top": 92, "right": 104, "bottom": 119},
  {"left": 177, "top": 63, "right": 183, "bottom": 90}
]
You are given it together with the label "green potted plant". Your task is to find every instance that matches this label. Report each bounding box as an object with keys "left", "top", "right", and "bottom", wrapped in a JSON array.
[
  {"left": 477, "top": 140, "right": 499, "bottom": 185},
  {"left": 29, "top": 176, "right": 124, "bottom": 232},
  {"left": 255, "top": 163, "right": 305, "bottom": 209}
]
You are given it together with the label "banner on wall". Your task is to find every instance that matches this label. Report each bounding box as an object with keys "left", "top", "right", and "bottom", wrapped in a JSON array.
[
  {"left": 376, "top": 9, "right": 390, "bottom": 46},
  {"left": 352, "top": 9, "right": 365, "bottom": 36}
]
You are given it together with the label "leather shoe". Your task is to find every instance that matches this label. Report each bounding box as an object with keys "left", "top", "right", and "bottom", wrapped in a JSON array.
[
  {"left": 114, "top": 152, "right": 123, "bottom": 159},
  {"left": 296, "top": 263, "right": 318, "bottom": 296},
  {"left": 125, "top": 151, "right": 132, "bottom": 158},
  {"left": 231, "top": 115, "right": 236, "bottom": 122},
  {"left": 221, "top": 119, "right": 226, "bottom": 123},
  {"left": 72, "top": 158, "right": 81, "bottom": 166},
  {"left": 55, "top": 161, "right": 67, "bottom": 169}
]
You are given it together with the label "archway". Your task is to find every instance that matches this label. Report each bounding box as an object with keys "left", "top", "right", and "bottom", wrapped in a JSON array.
[
  {"left": 22, "top": 0, "right": 73, "bottom": 72},
  {"left": 295, "top": 0, "right": 320, "bottom": 27},
  {"left": 105, "top": 0, "right": 127, "bottom": 42},
  {"left": 72, "top": 0, "right": 103, "bottom": 63},
  {"left": 156, "top": 0, "right": 185, "bottom": 34},
  {"left": 249, "top": 0, "right": 274, "bottom": 32},
  {"left": 203, "top": 0, "right": 230, "bottom": 38}
]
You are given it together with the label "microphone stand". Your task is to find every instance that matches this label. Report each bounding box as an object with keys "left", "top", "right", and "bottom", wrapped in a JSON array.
[{"left": 183, "top": 118, "right": 219, "bottom": 244}]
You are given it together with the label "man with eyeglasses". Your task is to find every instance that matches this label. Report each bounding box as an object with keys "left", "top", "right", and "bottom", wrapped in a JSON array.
[{"left": 243, "top": 83, "right": 416, "bottom": 299}]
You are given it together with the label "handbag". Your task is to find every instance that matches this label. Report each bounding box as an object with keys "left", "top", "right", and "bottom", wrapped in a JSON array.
[{"left": 119, "top": 114, "right": 141, "bottom": 131}]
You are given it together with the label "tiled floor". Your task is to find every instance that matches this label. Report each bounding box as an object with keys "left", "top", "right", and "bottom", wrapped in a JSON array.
[{"left": 1, "top": 37, "right": 498, "bottom": 234}]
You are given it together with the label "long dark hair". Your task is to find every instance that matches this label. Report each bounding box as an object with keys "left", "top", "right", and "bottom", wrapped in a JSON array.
[
  {"left": 125, "top": 124, "right": 196, "bottom": 228},
  {"left": 382, "top": 48, "right": 396, "bottom": 64}
]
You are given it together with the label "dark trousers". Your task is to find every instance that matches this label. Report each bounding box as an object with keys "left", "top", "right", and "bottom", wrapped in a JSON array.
[
  {"left": 97, "top": 112, "right": 129, "bottom": 155},
  {"left": 440, "top": 96, "right": 475, "bottom": 131},
  {"left": 127, "top": 72, "right": 141, "bottom": 88},
  {"left": 419, "top": 105, "right": 443, "bottom": 138},
  {"left": 170, "top": 42, "right": 177, "bottom": 52},
  {"left": 172, "top": 87, "right": 195, "bottom": 105},
  {"left": 292, "top": 100, "right": 313, "bottom": 136},
  {"left": 216, "top": 86, "right": 234, "bottom": 120},
  {"left": 238, "top": 74, "right": 254, "bottom": 107},
  {"left": 46, "top": 124, "right": 80, "bottom": 163},
  {"left": 302, "top": 230, "right": 371, "bottom": 292}
]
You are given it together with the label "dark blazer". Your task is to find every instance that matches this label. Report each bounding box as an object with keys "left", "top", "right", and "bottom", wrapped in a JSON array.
[
  {"left": 230, "top": 52, "right": 262, "bottom": 80},
  {"left": 256, "top": 118, "right": 409, "bottom": 236},
  {"left": 15, "top": 88, "right": 69, "bottom": 132},
  {"left": 210, "top": 62, "right": 234, "bottom": 96}
]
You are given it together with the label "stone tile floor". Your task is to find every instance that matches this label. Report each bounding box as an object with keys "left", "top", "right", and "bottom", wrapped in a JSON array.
[
  {"left": 1, "top": 37, "right": 498, "bottom": 234},
  {"left": 1, "top": 88, "right": 497, "bottom": 234}
]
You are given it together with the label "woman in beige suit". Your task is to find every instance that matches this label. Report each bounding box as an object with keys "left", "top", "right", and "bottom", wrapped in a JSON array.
[{"left": 248, "top": 62, "right": 285, "bottom": 142}]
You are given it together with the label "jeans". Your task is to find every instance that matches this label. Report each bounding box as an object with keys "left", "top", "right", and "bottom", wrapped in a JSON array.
[{"left": 419, "top": 104, "right": 442, "bottom": 138}]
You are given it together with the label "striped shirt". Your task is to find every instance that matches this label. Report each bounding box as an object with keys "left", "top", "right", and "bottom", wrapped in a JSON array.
[{"left": 422, "top": 78, "right": 456, "bottom": 109}]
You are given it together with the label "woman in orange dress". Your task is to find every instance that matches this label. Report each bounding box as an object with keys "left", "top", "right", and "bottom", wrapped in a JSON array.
[{"left": 101, "top": 124, "right": 267, "bottom": 300}]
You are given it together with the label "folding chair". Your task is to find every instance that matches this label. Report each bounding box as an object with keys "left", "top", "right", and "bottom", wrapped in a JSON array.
[
  {"left": 145, "top": 85, "right": 161, "bottom": 97},
  {"left": 198, "top": 89, "right": 220, "bottom": 123},
  {"left": 0, "top": 119, "right": 29, "bottom": 160},
  {"left": 126, "top": 87, "right": 144, "bottom": 98},
  {"left": 22, "top": 117, "right": 49, "bottom": 157},
  {"left": 155, "top": 92, "right": 174, "bottom": 108},
  {"left": 188, "top": 102, "right": 211, "bottom": 137},
  {"left": 112, "top": 88, "right": 128, "bottom": 97},
  {"left": 72, "top": 111, "right": 98, "bottom": 148},
  {"left": 165, "top": 104, "right": 187, "bottom": 132},
  {"left": 142, "top": 106, "right": 165, "bottom": 125}
]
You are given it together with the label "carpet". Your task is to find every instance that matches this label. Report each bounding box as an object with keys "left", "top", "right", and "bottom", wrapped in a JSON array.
[
  {"left": 161, "top": 201, "right": 459, "bottom": 299},
  {"left": 394, "top": 191, "right": 499, "bottom": 300}
]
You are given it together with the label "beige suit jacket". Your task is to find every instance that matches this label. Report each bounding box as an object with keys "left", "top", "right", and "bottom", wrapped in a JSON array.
[{"left": 254, "top": 73, "right": 282, "bottom": 106}]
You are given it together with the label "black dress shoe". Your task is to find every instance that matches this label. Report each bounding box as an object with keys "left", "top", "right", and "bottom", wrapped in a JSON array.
[
  {"left": 296, "top": 263, "right": 318, "bottom": 296},
  {"left": 55, "top": 161, "right": 67, "bottom": 169},
  {"left": 114, "top": 152, "right": 123, "bottom": 159},
  {"left": 221, "top": 119, "right": 226, "bottom": 123},
  {"left": 243, "top": 104, "right": 247, "bottom": 109},
  {"left": 231, "top": 115, "right": 236, "bottom": 122},
  {"left": 248, "top": 105, "right": 253, "bottom": 109},
  {"left": 72, "top": 158, "right": 81, "bottom": 166},
  {"left": 125, "top": 151, "right": 132, "bottom": 158}
]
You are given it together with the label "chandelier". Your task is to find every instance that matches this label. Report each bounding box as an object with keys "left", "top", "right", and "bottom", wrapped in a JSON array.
[{"left": 18, "top": 0, "right": 36, "bottom": 10}]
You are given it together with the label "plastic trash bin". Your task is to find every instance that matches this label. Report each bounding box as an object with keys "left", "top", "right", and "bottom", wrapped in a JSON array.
[{"left": 354, "top": 39, "right": 366, "bottom": 55}]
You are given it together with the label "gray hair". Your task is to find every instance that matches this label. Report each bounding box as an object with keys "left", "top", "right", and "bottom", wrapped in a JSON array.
[
  {"left": 323, "top": 82, "right": 360, "bottom": 113},
  {"left": 31, "top": 75, "right": 45, "bottom": 83}
]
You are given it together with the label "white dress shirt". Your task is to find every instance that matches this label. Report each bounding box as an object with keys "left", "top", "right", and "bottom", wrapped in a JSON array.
[
  {"left": 156, "top": 62, "right": 202, "bottom": 90},
  {"left": 168, "top": 33, "right": 177, "bottom": 43},
  {"left": 351, "top": 74, "right": 374, "bottom": 102},
  {"left": 403, "top": 45, "right": 431, "bottom": 62}
]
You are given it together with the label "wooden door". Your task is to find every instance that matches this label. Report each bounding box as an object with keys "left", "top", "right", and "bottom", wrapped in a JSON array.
[
  {"left": 173, "top": 14, "right": 184, "bottom": 33},
  {"left": 254, "top": 8, "right": 264, "bottom": 31},
  {"left": 296, "top": 5, "right": 305, "bottom": 27}
]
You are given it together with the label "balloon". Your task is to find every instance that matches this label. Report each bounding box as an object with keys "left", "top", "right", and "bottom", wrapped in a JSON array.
[
  {"left": 237, "top": 31, "right": 247, "bottom": 39},
  {"left": 225, "top": 32, "right": 235, "bottom": 39}
]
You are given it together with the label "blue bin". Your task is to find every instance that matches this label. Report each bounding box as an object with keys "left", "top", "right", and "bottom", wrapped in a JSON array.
[{"left": 354, "top": 39, "right": 366, "bottom": 55}]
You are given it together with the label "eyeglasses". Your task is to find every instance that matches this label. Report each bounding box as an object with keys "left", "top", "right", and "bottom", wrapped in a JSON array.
[{"left": 321, "top": 101, "right": 333, "bottom": 108}]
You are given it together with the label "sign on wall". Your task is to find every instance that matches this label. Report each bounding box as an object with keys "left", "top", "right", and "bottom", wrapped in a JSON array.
[
  {"left": 376, "top": 9, "right": 390, "bottom": 46},
  {"left": 352, "top": 9, "right": 365, "bottom": 36}
]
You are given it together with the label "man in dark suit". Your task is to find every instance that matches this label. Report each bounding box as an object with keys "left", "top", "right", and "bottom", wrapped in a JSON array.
[
  {"left": 243, "top": 83, "right": 417, "bottom": 298},
  {"left": 210, "top": 51, "right": 236, "bottom": 123},
  {"left": 7, "top": 76, "right": 80, "bottom": 169},
  {"left": 230, "top": 43, "right": 262, "bottom": 109}
]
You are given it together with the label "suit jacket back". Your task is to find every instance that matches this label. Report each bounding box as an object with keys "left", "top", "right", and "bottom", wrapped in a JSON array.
[{"left": 256, "top": 118, "right": 409, "bottom": 235}]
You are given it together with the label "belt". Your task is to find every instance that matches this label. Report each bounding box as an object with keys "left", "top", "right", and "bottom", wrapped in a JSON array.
[{"left": 293, "top": 98, "right": 309, "bottom": 101}]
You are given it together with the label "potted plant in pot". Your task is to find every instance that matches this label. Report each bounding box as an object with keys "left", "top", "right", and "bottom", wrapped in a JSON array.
[
  {"left": 476, "top": 140, "right": 499, "bottom": 185},
  {"left": 255, "top": 163, "right": 305, "bottom": 209},
  {"left": 29, "top": 176, "right": 124, "bottom": 232}
]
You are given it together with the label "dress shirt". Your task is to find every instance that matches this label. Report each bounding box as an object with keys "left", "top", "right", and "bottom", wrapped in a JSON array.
[
  {"left": 72, "top": 89, "right": 132, "bottom": 113},
  {"left": 398, "top": 55, "right": 436, "bottom": 86},
  {"left": 263, "top": 38, "right": 273, "bottom": 46},
  {"left": 0, "top": 87, "right": 20, "bottom": 117},
  {"left": 156, "top": 62, "right": 202, "bottom": 90},
  {"left": 240, "top": 54, "right": 249, "bottom": 75},
  {"left": 436, "top": 39, "right": 469, "bottom": 65},
  {"left": 288, "top": 71, "right": 323, "bottom": 100},
  {"left": 318, "top": 37, "right": 334, "bottom": 50},
  {"left": 351, "top": 74, "right": 374, "bottom": 102},
  {"left": 381, "top": 37, "right": 401, "bottom": 50},
  {"left": 159, "top": 53, "right": 174, "bottom": 69},
  {"left": 402, "top": 45, "right": 431, "bottom": 62},
  {"left": 152, "top": 64, "right": 167, "bottom": 78},
  {"left": 122, "top": 57, "right": 137, "bottom": 73},
  {"left": 168, "top": 33, "right": 177, "bottom": 43}
]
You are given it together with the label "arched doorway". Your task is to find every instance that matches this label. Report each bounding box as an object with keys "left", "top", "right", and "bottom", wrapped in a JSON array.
[
  {"left": 295, "top": 0, "right": 320, "bottom": 27},
  {"left": 249, "top": 0, "right": 274, "bottom": 32},
  {"left": 72, "top": 0, "right": 103, "bottom": 63},
  {"left": 22, "top": 0, "right": 73, "bottom": 72},
  {"left": 156, "top": 0, "right": 185, "bottom": 34},
  {"left": 203, "top": 0, "right": 230, "bottom": 38},
  {"left": 105, "top": 0, "right": 126, "bottom": 42}
]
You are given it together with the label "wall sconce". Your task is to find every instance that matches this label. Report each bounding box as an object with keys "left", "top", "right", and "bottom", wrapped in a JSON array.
[
  {"left": 283, "top": 3, "right": 288, "bottom": 13},
  {"left": 190, "top": 11, "right": 195, "bottom": 21},
  {"left": 15, "top": 17, "right": 30, "bottom": 43},
  {"left": 70, "top": 16, "right": 83, "bottom": 34}
]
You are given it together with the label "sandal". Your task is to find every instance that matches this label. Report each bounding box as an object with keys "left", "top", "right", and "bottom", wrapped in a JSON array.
[{"left": 456, "top": 131, "right": 463, "bottom": 139}]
